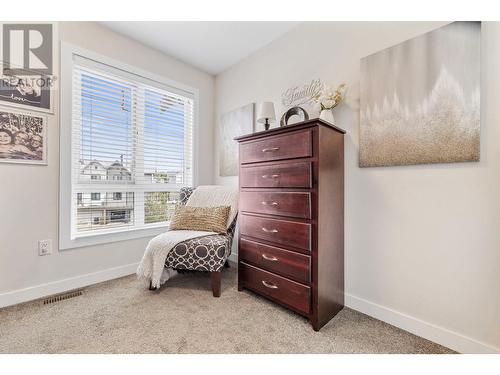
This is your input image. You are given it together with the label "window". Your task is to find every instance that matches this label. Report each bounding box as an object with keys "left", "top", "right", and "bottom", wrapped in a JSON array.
[
  {"left": 144, "top": 191, "right": 180, "bottom": 224},
  {"left": 60, "top": 47, "right": 196, "bottom": 248}
]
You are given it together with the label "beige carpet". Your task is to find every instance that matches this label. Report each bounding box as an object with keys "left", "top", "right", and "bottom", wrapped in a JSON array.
[{"left": 0, "top": 265, "right": 454, "bottom": 354}]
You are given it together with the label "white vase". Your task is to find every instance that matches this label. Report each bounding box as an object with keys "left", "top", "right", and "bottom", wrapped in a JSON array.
[{"left": 319, "top": 109, "right": 334, "bottom": 124}]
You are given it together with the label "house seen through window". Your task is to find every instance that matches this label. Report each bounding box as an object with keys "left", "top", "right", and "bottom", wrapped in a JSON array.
[{"left": 71, "top": 57, "right": 194, "bottom": 237}]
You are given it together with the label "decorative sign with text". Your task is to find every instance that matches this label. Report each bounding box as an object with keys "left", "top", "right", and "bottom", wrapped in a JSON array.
[
  {"left": 1, "top": 23, "right": 55, "bottom": 113},
  {"left": 281, "top": 78, "right": 323, "bottom": 107}
]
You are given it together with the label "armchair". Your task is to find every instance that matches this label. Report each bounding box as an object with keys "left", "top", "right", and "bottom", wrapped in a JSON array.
[{"left": 159, "top": 187, "right": 237, "bottom": 297}]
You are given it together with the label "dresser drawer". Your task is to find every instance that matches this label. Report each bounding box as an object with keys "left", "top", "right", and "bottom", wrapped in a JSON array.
[
  {"left": 240, "top": 262, "right": 310, "bottom": 315},
  {"left": 240, "top": 130, "right": 312, "bottom": 164},
  {"left": 240, "top": 191, "right": 311, "bottom": 219},
  {"left": 240, "top": 161, "right": 312, "bottom": 188},
  {"left": 239, "top": 239, "right": 311, "bottom": 284},
  {"left": 240, "top": 214, "right": 311, "bottom": 251}
]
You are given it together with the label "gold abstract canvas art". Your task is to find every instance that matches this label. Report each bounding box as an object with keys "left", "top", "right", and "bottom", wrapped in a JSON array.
[
  {"left": 219, "top": 103, "right": 254, "bottom": 176},
  {"left": 359, "top": 22, "right": 481, "bottom": 167}
]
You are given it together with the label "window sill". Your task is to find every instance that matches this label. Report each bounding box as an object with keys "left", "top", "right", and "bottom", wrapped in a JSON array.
[{"left": 60, "top": 223, "right": 170, "bottom": 251}]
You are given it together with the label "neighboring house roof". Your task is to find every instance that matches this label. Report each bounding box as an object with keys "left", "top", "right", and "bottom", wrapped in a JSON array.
[
  {"left": 106, "top": 160, "right": 131, "bottom": 175},
  {"left": 80, "top": 160, "right": 131, "bottom": 175},
  {"left": 81, "top": 160, "right": 106, "bottom": 172}
]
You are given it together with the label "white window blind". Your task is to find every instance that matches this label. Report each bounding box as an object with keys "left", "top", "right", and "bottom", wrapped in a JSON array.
[{"left": 70, "top": 55, "right": 194, "bottom": 239}]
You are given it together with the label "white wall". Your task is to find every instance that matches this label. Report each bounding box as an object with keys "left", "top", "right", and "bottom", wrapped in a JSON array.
[
  {"left": 214, "top": 22, "right": 500, "bottom": 353},
  {"left": 0, "top": 22, "right": 215, "bottom": 303}
]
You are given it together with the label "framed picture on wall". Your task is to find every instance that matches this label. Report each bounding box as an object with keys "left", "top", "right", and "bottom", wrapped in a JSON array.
[
  {"left": 0, "top": 69, "right": 54, "bottom": 114},
  {"left": 218, "top": 103, "right": 254, "bottom": 177},
  {"left": 0, "top": 22, "right": 56, "bottom": 114},
  {"left": 359, "top": 22, "right": 481, "bottom": 167},
  {"left": 0, "top": 107, "right": 47, "bottom": 165}
]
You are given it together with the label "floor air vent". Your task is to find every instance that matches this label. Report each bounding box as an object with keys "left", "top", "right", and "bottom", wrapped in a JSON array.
[{"left": 43, "top": 290, "right": 84, "bottom": 305}]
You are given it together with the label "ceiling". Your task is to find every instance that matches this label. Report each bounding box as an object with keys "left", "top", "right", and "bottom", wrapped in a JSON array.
[{"left": 99, "top": 22, "right": 300, "bottom": 75}]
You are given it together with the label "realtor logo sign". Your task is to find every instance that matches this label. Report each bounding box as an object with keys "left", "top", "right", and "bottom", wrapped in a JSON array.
[
  {"left": 2, "top": 23, "right": 53, "bottom": 76},
  {"left": 0, "top": 23, "right": 54, "bottom": 112}
]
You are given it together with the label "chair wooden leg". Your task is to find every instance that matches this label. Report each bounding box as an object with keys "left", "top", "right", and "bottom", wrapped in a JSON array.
[{"left": 211, "top": 271, "right": 221, "bottom": 297}]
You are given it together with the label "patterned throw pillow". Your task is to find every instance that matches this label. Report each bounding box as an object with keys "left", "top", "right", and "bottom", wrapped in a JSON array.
[{"left": 169, "top": 205, "right": 230, "bottom": 234}]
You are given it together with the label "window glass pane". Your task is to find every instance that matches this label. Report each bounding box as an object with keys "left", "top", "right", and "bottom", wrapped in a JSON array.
[
  {"left": 144, "top": 191, "right": 180, "bottom": 224},
  {"left": 79, "top": 72, "right": 134, "bottom": 183},
  {"left": 71, "top": 58, "right": 194, "bottom": 240},
  {"left": 76, "top": 192, "right": 135, "bottom": 232},
  {"left": 143, "top": 89, "right": 186, "bottom": 184}
]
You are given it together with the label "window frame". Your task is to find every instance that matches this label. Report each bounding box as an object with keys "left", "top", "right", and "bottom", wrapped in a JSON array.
[{"left": 59, "top": 43, "right": 199, "bottom": 250}]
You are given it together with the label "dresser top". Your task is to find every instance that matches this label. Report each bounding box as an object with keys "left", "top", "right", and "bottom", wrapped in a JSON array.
[{"left": 234, "top": 118, "right": 346, "bottom": 142}]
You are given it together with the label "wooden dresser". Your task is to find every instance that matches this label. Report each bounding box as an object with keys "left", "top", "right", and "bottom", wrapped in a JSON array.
[{"left": 235, "top": 119, "right": 345, "bottom": 331}]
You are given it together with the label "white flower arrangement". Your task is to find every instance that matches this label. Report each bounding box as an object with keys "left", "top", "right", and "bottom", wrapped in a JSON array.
[{"left": 313, "top": 83, "right": 347, "bottom": 112}]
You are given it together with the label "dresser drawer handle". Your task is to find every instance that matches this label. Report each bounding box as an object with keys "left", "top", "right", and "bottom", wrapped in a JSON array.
[
  {"left": 261, "top": 174, "right": 280, "bottom": 179},
  {"left": 262, "top": 147, "right": 280, "bottom": 152},
  {"left": 261, "top": 201, "right": 279, "bottom": 206},
  {"left": 262, "top": 227, "right": 278, "bottom": 233},
  {"left": 261, "top": 280, "right": 278, "bottom": 289},
  {"left": 262, "top": 254, "right": 279, "bottom": 262}
]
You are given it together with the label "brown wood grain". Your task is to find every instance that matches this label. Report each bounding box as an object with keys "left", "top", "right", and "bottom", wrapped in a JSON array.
[
  {"left": 234, "top": 118, "right": 346, "bottom": 142},
  {"left": 313, "top": 125, "right": 345, "bottom": 330},
  {"left": 236, "top": 119, "right": 345, "bottom": 331},
  {"left": 240, "top": 191, "right": 311, "bottom": 219},
  {"left": 211, "top": 271, "right": 221, "bottom": 297},
  {"left": 239, "top": 262, "right": 311, "bottom": 316},
  {"left": 240, "top": 161, "right": 312, "bottom": 188},
  {"left": 239, "top": 129, "right": 312, "bottom": 164},
  {"left": 239, "top": 214, "right": 311, "bottom": 252},
  {"left": 239, "top": 238, "right": 311, "bottom": 284}
]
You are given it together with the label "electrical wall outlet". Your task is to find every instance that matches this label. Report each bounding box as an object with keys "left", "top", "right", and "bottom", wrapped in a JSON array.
[{"left": 38, "top": 239, "right": 52, "bottom": 256}]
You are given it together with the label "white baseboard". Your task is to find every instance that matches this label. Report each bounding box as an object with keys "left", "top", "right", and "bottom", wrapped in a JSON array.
[
  {"left": 3, "top": 262, "right": 497, "bottom": 354},
  {"left": 1, "top": 254, "right": 240, "bottom": 309},
  {"left": 228, "top": 252, "right": 238, "bottom": 264},
  {"left": 345, "top": 293, "right": 500, "bottom": 354},
  {"left": 0, "top": 263, "right": 139, "bottom": 309}
]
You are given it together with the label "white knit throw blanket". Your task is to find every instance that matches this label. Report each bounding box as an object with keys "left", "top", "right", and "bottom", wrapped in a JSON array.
[
  {"left": 136, "top": 229, "right": 216, "bottom": 288},
  {"left": 136, "top": 185, "right": 238, "bottom": 288}
]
